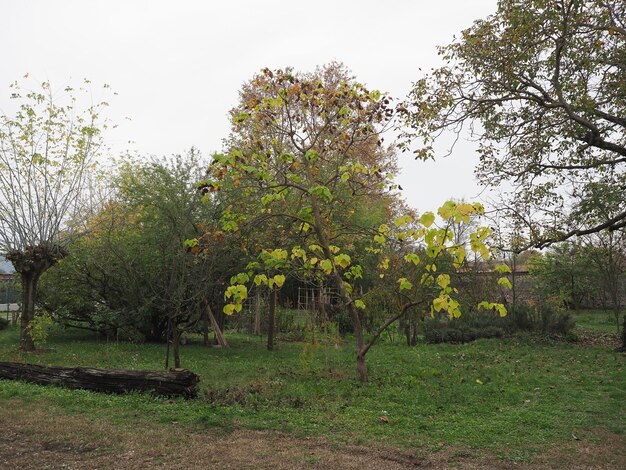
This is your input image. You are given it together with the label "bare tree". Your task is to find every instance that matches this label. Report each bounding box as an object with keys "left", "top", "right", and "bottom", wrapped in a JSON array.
[{"left": 0, "top": 79, "right": 109, "bottom": 350}]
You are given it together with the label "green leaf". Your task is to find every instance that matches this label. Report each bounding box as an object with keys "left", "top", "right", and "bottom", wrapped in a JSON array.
[
  {"left": 437, "top": 201, "right": 457, "bottom": 220},
  {"left": 223, "top": 304, "right": 235, "bottom": 315},
  {"left": 334, "top": 253, "right": 351, "bottom": 269},
  {"left": 369, "top": 90, "right": 381, "bottom": 101},
  {"left": 436, "top": 274, "right": 450, "bottom": 289},
  {"left": 495, "top": 304, "right": 507, "bottom": 317},
  {"left": 231, "top": 272, "right": 249, "bottom": 285},
  {"left": 305, "top": 150, "right": 319, "bottom": 161},
  {"left": 184, "top": 238, "right": 198, "bottom": 248},
  {"left": 309, "top": 185, "right": 333, "bottom": 202},
  {"left": 419, "top": 212, "right": 435, "bottom": 227},
  {"left": 254, "top": 274, "right": 268, "bottom": 286},
  {"left": 393, "top": 214, "right": 413, "bottom": 227},
  {"left": 398, "top": 278, "right": 413, "bottom": 291},
  {"left": 494, "top": 263, "right": 512, "bottom": 274},
  {"left": 497, "top": 277, "right": 513, "bottom": 289},
  {"left": 320, "top": 259, "right": 333, "bottom": 274},
  {"left": 354, "top": 299, "right": 366, "bottom": 309},
  {"left": 433, "top": 296, "right": 446, "bottom": 312},
  {"left": 404, "top": 253, "right": 420, "bottom": 265}
]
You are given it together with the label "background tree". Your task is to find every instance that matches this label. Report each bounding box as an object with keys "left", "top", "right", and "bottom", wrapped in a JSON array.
[
  {"left": 528, "top": 242, "right": 600, "bottom": 309},
  {"left": 400, "top": 0, "right": 626, "bottom": 247},
  {"left": 0, "top": 79, "right": 109, "bottom": 350},
  {"left": 39, "top": 150, "right": 236, "bottom": 364},
  {"left": 574, "top": 180, "right": 626, "bottom": 335}
]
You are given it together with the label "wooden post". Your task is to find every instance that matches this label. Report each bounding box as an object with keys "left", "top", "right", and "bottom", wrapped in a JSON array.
[{"left": 206, "top": 304, "right": 228, "bottom": 347}]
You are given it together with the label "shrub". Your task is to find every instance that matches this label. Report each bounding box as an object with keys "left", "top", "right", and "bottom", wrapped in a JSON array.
[
  {"left": 424, "top": 302, "right": 575, "bottom": 344},
  {"left": 0, "top": 317, "right": 9, "bottom": 331},
  {"left": 507, "top": 303, "right": 575, "bottom": 336},
  {"left": 424, "top": 314, "right": 505, "bottom": 344}
]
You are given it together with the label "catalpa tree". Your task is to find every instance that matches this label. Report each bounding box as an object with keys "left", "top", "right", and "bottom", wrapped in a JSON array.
[{"left": 202, "top": 65, "right": 507, "bottom": 381}]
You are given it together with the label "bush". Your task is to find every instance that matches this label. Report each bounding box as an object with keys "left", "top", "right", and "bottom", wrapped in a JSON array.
[
  {"left": 424, "top": 302, "right": 575, "bottom": 344},
  {"left": 424, "top": 314, "right": 505, "bottom": 344},
  {"left": 507, "top": 303, "right": 575, "bottom": 336},
  {"left": 0, "top": 317, "right": 9, "bottom": 331}
]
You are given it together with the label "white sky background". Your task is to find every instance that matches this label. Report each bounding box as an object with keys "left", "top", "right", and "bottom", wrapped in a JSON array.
[{"left": 1, "top": 0, "right": 498, "bottom": 213}]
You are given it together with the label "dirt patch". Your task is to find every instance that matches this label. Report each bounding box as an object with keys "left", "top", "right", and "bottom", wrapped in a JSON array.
[
  {"left": 576, "top": 330, "right": 622, "bottom": 348},
  {"left": 0, "top": 401, "right": 624, "bottom": 469}
]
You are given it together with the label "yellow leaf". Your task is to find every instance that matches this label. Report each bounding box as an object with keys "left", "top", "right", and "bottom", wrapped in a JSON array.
[{"left": 273, "top": 274, "right": 286, "bottom": 288}]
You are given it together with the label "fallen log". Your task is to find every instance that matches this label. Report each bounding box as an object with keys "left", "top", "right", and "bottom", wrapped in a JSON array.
[{"left": 0, "top": 361, "right": 200, "bottom": 398}]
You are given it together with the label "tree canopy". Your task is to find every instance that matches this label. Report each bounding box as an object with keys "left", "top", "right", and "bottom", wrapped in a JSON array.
[
  {"left": 201, "top": 64, "right": 506, "bottom": 381},
  {"left": 400, "top": 0, "right": 626, "bottom": 248}
]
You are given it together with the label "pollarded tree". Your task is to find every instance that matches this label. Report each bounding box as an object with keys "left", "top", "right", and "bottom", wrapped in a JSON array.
[
  {"left": 0, "top": 79, "right": 110, "bottom": 350},
  {"left": 400, "top": 0, "right": 626, "bottom": 248}
]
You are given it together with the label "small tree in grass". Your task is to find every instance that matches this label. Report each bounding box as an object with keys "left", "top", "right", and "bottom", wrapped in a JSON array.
[{"left": 201, "top": 65, "right": 507, "bottom": 381}]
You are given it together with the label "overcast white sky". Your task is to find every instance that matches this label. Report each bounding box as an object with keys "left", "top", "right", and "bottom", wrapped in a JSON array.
[{"left": 1, "top": 0, "right": 498, "bottom": 212}]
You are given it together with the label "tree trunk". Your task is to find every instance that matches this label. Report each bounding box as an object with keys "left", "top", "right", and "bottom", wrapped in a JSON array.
[
  {"left": 202, "top": 305, "right": 210, "bottom": 347},
  {"left": 253, "top": 289, "right": 261, "bottom": 335},
  {"left": 349, "top": 303, "right": 368, "bottom": 382},
  {"left": 621, "top": 315, "right": 626, "bottom": 352},
  {"left": 165, "top": 317, "right": 172, "bottom": 369},
  {"left": 172, "top": 328, "right": 181, "bottom": 369},
  {"left": 19, "top": 271, "right": 38, "bottom": 352},
  {"left": 267, "top": 289, "right": 276, "bottom": 351},
  {"left": 7, "top": 244, "right": 66, "bottom": 351},
  {"left": 356, "top": 350, "right": 367, "bottom": 382},
  {"left": 0, "top": 361, "right": 200, "bottom": 398}
]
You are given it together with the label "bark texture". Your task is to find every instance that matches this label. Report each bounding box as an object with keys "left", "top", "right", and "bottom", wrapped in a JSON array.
[{"left": 0, "top": 361, "right": 200, "bottom": 398}]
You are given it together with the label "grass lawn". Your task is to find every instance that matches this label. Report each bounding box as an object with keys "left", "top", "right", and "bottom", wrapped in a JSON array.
[
  {"left": 0, "top": 318, "right": 624, "bottom": 466},
  {"left": 570, "top": 308, "right": 624, "bottom": 334}
]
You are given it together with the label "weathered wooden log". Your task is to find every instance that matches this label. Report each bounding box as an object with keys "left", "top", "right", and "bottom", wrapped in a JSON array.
[{"left": 0, "top": 362, "right": 200, "bottom": 398}]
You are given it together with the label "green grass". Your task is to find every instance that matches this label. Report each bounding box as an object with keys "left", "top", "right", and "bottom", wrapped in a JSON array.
[
  {"left": 0, "top": 323, "right": 624, "bottom": 462},
  {"left": 570, "top": 309, "right": 623, "bottom": 334}
]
